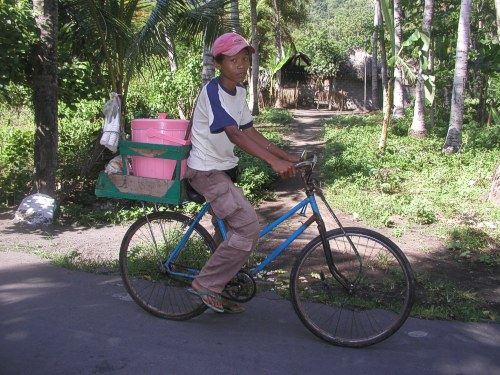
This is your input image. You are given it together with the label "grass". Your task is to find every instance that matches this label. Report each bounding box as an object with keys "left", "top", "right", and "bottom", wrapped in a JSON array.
[
  {"left": 321, "top": 112, "right": 499, "bottom": 264},
  {"left": 320, "top": 111, "right": 500, "bottom": 322},
  {"left": 412, "top": 272, "right": 496, "bottom": 322},
  {"left": 49, "top": 251, "right": 119, "bottom": 274},
  {"left": 0, "top": 247, "right": 120, "bottom": 274}
]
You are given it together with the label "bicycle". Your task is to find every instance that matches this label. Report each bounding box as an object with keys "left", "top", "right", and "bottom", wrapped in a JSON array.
[{"left": 118, "top": 152, "right": 416, "bottom": 348}]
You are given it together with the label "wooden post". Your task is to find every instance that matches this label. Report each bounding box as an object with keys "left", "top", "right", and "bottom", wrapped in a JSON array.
[{"left": 294, "top": 81, "right": 299, "bottom": 109}]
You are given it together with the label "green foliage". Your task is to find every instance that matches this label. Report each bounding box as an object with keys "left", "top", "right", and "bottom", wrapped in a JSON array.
[
  {"left": 321, "top": 113, "right": 499, "bottom": 257},
  {"left": 57, "top": 99, "right": 105, "bottom": 195},
  {"left": 300, "top": 29, "right": 348, "bottom": 80},
  {"left": 0, "top": 103, "right": 34, "bottom": 205},
  {"left": 0, "top": 0, "right": 38, "bottom": 101},
  {"left": 58, "top": 60, "right": 105, "bottom": 106},
  {"left": 58, "top": 201, "right": 153, "bottom": 226},
  {"left": 0, "top": 98, "right": 106, "bottom": 206},
  {"left": 127, "top": 54, "right": 202, "bottom": 121},
  {"left": 305, "top": 0, "right": 373, "bottom": 51},
  {"left": 254, "top": 108, "right": 293, "bottom": 124}
]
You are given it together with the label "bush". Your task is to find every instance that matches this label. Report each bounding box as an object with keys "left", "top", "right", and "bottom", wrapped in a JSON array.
[{"left": 0, "top": 126, "right": 34, "bottom": 205}]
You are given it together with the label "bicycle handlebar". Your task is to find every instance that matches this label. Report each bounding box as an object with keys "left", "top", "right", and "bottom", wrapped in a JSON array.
[{"left": 294, "top": 153, "right": 317, "bottom": 169}]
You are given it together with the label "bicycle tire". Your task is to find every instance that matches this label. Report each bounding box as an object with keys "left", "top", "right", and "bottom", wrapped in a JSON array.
[
  {"left": 290, "top": 227, "right": 415, "bottom": 347},
  {"left": 119, "top": 211, "right": 216, "bottom": 320}
]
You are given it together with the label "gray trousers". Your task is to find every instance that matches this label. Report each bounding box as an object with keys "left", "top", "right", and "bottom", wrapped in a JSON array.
[{"left": 185, "top": 167, "right": 260, "bottom": 294}]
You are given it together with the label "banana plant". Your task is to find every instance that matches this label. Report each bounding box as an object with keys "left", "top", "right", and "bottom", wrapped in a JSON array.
[{"left": 402, "top": 29, "right": 435, "bottom": 106}]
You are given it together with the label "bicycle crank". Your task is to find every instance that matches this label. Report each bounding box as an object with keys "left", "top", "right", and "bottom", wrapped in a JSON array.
[{"left": 222, "top": 269, "right": 256, "bottom": 303}]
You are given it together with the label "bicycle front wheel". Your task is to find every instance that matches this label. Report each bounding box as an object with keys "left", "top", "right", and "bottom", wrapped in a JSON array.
[
  {"left": 119, "top": 211, "right": 216, "bottom": 320},
  {"left": 290, "top": 227, "right": 415, "bottom": 347}
]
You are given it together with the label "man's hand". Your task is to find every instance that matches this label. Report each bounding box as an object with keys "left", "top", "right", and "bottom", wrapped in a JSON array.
[{"left": 271, "top": 159, "right": 296, "bottom": 178}]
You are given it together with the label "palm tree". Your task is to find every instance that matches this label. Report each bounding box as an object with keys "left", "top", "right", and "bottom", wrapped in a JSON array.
[
  {"left": 371, "top": 0, "right": 381, "bottom": 110},
  {"left": 271, "top": 0, "right": 285, "bottom": 107},
  {"left": 496, "top": 0, "right": 500, "bottom": 35},
  {"left": 249, "top": 0, "right": 260, "bottom": 115},
  {"left": 443, "top": 0, "right": 472, "bottom": 152},
  {"left": 392, "top": 0, "right": 405, "bottom": 118},
  {"left": 409, "top": 0, "right": 434, "bottom": 138},
  {"left": 230, "top": 0, "right": 241, "bottom": 31},
  {"left": 65, "top": 0, "right": 235, "bottom": 113},
  {"left": 378, "top": 0, "right": 393, "bottom": 151},
  {"left": 32, "top": 0, "right": 58, "bottom": 196}
]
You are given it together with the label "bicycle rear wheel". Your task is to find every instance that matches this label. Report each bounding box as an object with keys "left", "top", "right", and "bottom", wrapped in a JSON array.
[
  {"left": 119, "top": 211, "right": 216, "bottom": 320},
  {"left": 290, "top": 227, "right": 415, "bottom": 347}
]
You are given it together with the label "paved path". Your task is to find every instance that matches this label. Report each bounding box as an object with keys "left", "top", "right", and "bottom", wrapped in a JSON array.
[{"left": 1, "top": 251, "right": 499, "bottom": 375}]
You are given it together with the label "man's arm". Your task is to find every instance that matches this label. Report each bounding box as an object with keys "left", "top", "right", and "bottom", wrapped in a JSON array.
[
  {"left": 224, "top": 126, "right": 297, "bottom": 178},
  {"left": 242, "top": 127, "right": 300, "bottom": 163}
]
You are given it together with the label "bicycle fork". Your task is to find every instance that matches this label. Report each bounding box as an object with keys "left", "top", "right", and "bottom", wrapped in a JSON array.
[{"left": 311, "top": 183, "right": 363, "bottom": 291}]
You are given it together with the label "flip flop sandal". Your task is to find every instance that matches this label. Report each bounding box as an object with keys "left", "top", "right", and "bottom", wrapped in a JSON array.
[
  {"left": 222, "top": 301, "right": 245, "bottom": 314},
  {"left": 188, "top": 288, "right": 224, "bottom": 313}
]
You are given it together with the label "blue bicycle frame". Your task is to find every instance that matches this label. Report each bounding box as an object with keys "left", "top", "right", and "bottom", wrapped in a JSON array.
[{"left": 164, "top": 193, "right": 323, "bottom": 278}]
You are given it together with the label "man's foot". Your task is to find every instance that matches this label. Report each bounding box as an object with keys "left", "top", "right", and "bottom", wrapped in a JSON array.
[
  {"left": 189, "top": 282, "right": 224, "bottom": 313},
  {"left": 222, "top": 300, "right": 245, "bottom": 314}
]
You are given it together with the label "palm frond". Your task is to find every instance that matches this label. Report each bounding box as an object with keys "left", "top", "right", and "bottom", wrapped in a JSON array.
[{"left": 126, "top": 0, "right": 237, "bottom": 76}]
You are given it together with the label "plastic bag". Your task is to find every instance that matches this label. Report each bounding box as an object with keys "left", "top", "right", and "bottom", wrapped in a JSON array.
[{"left": 100, "top": 93, "right": 121, "bottom": 153}]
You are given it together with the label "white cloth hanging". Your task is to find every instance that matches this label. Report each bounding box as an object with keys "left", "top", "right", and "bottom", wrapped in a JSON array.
[{"left": 100, "top": 93, "right": 121, "bottom": 153}]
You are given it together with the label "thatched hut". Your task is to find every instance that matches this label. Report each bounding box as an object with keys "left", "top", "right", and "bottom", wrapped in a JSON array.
[
  {"left": 274, "top": 52, "right": 316, "bottom": 108},
  {"left": 273, "top": 49, "right": 384, "bottom": 111},
  {"left": 317, "top": 48, "right": 381, "bottom": 111}
]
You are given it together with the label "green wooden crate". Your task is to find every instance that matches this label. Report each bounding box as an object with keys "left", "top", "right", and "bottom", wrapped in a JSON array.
[{"left": 95, "top": 140, "right": 191, "bottom": 205}]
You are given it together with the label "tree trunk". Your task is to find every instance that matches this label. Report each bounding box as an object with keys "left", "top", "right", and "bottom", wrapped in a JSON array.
[
  {"left": 379, "top": 78, "right": 394, "bottom": 151},
  {"left": 443, "top": 0, "right": 472, "bottom": 153},
  {"left": 165, "top": 31, "right": 186, "bottom": 119},
  {"left": 371, "top": 0, "right": 381, "bottom": 110},
  {"left": 249, "top": 0, "right": 260, "bottom": 115},
  {"left": 410, "top": 76, "right": 427, "bottom": 137},
  {"left": 328, "top": 79, "right": 333, "bottom": 110},
  {"left": 380, "top": 20, "right": 389, "bottom": 108},
  {"left": 201, "top": 0, "right": 216, "bottom": 86},
  {"left": 429, "top": 37, "right": 436, "bottom": 128},
  {"left": 474, "top": 3, "right": 488, "bottom": 126},
  {"left": 202, "top": 44, "right": 215, "bottom": 86},
  {"left": 392, "top": 0, "right": 405, "bottom": 118},
  {"left": 32, "top": 0, "right": 58, "bottom": 197},
  {"left": 231, "top": 0, "right": 241, "bottom": 33},
  {"left": 272, "top": 0, "right": 285, "bottom": 107},
  {"left": 496, "top": 0, "right": 500, "bottom": 35},
  {"left": 410, "top": 0, "right": 434, "bottom": 137}
]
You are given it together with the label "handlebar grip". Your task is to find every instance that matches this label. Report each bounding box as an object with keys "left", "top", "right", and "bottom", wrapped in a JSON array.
[{"left": 294, "top": 154, "right": 317, "bottom": 169}]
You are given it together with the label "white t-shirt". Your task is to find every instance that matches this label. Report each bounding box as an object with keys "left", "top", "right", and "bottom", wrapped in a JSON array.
[{"left": 187, "top": 77, "right": 253, "bottom": 171}]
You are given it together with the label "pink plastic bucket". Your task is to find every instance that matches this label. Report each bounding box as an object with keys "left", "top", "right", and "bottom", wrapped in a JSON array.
[{"left": 131, "top": 118, "right": 190, "bottom": 180}]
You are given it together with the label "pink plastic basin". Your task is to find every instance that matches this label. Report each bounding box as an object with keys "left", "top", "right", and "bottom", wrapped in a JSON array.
[{"left": 131, "top": 118, "right": 190, "bottom": 180}]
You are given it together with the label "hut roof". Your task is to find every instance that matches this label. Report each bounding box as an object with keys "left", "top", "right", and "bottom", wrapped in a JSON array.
[{"left": 340, "top": 48, "right": 378, "bottom": 80}]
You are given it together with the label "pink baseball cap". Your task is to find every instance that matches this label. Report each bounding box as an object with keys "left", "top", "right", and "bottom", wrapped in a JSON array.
[{"left": 212, "top": 32, "right": 255, "bottom": 57}]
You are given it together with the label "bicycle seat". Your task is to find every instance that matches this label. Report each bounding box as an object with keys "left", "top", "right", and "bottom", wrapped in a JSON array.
[{"left": 185, "top": 180, "right": 206, "bottom": 204}]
